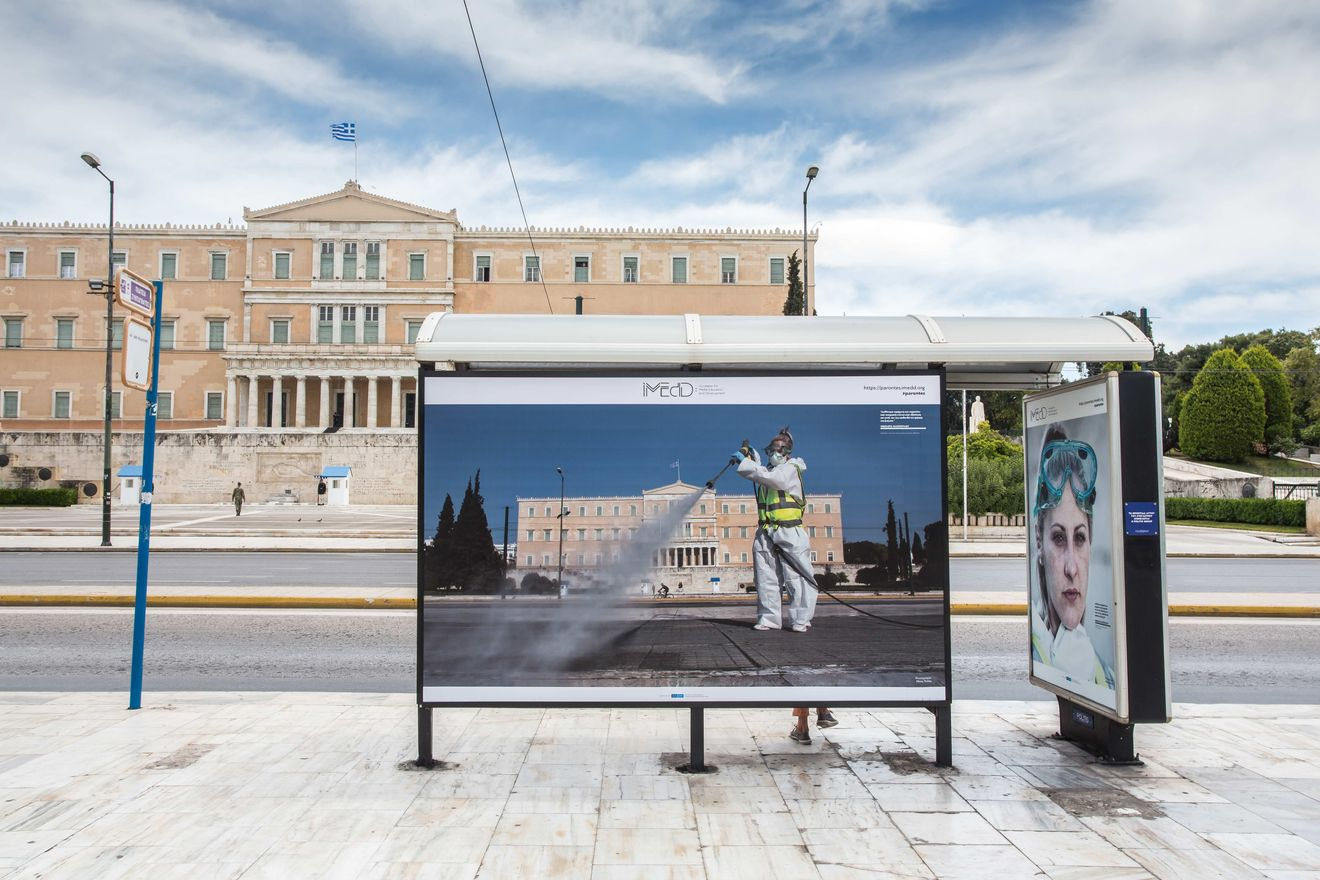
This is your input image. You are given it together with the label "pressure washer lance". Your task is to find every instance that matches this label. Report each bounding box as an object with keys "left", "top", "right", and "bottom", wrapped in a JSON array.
[{"left": 704, "top": 439, "right": 750, "bottom": 489}]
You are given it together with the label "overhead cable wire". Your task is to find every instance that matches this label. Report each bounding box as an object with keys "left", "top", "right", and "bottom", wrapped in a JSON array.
[{"left": 461, "top": 0, "right": 553, "bottom": 313}]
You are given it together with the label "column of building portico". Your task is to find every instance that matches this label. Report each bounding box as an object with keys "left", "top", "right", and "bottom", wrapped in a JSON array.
[
  {"left": 319, "top": 376, "right": 331, "bottom": 428},
  {"left": 226, "top": 376, "right": 237, "bottom": 427},
  {"left": 271, "top": 375, "right": 282, "bottom": 428},
  {"left": 391, "top": 376, "right": 402, "bottom": 428},
  {"left": 295, "top": 376, "right": 307, "bottom": 428},
  {"left": 246, "top": 374, "right": 260, "bottom": 428},
  {"left": 366, "top": 376, "right": 378, "bottom": 429},
  {"left": 343, "top": 377, "right": 355, "bottom": 428}
]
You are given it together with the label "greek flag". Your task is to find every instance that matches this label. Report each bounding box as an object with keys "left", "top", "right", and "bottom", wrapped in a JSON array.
[{"left": 330, "top": 122, "right": 356, "bottom": 142}]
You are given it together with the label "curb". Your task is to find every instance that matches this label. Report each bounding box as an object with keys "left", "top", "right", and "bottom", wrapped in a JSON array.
[
  {"left": 5, "top": 595, "right": 1318, "bottom": 617},
  {"left": 0, "top": 546, "right": 417, "bottom": 553}
]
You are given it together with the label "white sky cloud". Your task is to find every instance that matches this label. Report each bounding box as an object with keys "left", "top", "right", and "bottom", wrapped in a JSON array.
[
  {"left": 341, "top": 0, "right": 745, "bottom": 104},
  {"left": 1, "top": 0, "right": 1317, "bottom": 351}
]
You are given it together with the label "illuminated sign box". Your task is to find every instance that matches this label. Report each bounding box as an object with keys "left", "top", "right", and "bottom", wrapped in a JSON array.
[
  {"left": 1024, "top": 371, "right": 1171, "bottom": 727},
  {"left": 417, "top": 370, "right": 952, "bottom": 708}
]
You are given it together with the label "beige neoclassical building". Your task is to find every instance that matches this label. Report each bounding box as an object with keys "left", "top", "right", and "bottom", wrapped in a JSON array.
[
  {"left": 517, "top": 481, "right": 845, "bottom": 575},
  {"left": 0, "top": 181, "right": 816, "bottom": 503}
]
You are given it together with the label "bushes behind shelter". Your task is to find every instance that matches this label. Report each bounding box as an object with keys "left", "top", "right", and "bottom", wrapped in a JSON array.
[
  {"left": 1165, "top": 497, "right": 1305, "bottom": 527},
  {"left": 0, "top": 487, "right": 78, "bottom": 506}
]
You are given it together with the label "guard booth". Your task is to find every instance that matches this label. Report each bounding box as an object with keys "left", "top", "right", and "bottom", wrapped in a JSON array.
[
  {"left": 411, "top": 313, "right": 1157, "bottom": 771},
  {"left": 118, "top": 465, "right": 142, "bottom": 505},
  {"left": 319, "top": 466, "right": 352, "bottom": 506}
]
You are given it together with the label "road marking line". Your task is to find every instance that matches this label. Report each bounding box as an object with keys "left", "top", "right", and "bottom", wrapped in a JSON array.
[{"left": 155, "top": 514, "right": 249, "bottom": 530}]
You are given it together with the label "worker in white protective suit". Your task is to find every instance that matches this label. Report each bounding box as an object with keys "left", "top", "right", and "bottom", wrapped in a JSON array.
[{"left": 734, "top": 428, "right": 817, "bottom": 632}]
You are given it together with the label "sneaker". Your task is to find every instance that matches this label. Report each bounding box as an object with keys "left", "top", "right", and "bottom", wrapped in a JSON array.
[
  {"left": 753, "top": 623, "right": 773, "bottom": 631},
  {"left": 790, "top": 624, "right": 809, "bottom": 633},
  {"left": 816, "top": 710, "right": 839, "bottom": 729},
  {"left": 789, "top": 727, "right": 812, "bottom": 745}
]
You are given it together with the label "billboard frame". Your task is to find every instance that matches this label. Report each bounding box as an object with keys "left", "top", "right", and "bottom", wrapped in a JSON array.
[
  {"left": 415, "top": 365, "right": 954, "bottom": 764},
  {"left": 1023, "top": 370, "right": 1170, "bottom": 761}
]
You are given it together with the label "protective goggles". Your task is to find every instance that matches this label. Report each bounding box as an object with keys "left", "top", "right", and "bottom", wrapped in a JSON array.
[{"left": 1033, "top": 439, "right": 1097, "bottom": 517}]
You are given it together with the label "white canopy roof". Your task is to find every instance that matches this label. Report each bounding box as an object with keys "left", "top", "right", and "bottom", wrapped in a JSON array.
[{"left": 414, "top": 313, "right": 1153, "bottom": 390}]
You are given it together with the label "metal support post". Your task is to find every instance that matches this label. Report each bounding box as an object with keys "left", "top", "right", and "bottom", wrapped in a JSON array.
[
  {"left": 929, "top": 705, "right": 953, "bottom": 767},
  {"left": 128, "top": 281, "right": 163, "bottom": 710},
  {"left": 417, "top": 705, "right": 435, "bottom": 768},
  {"left": 961, "top": 389, "right": 968, "bottom": 541},
  {"left": 102, "top": 179, "right": 115, "bottom": 546},
  {"left": 677, "top": 707, "right": 715, "bottom": 773}
]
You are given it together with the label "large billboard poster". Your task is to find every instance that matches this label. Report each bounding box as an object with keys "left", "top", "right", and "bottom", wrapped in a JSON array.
[
  {"left": 418, "top": 371, "right": 950, "bottom": 707},
  {"left": 1024, "top": 374, "right": 1127, "bottom": 718}
]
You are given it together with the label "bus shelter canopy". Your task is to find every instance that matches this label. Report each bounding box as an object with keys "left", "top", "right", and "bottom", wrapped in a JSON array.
[{"left": 414, "top": 313, "right": 1153, "bottom": 390}]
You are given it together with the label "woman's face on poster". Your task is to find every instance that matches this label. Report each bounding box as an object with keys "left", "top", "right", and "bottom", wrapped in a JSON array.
[{"left": 1042, "top": 489, "right": 1091, "bottom": 631}]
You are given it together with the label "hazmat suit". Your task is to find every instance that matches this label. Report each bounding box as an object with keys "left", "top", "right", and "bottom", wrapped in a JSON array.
[{"left": 735, "top": 430, "right": 816, "bottom": 631}]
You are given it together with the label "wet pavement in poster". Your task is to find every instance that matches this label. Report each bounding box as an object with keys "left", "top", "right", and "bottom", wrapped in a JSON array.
[{"left": 422, "top": 596, "right": 947, "bottom": 689}]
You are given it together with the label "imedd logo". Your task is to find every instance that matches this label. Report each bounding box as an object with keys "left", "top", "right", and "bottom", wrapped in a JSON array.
[{"left": 642, "top": 381, "right": 694, "bottom": 398}]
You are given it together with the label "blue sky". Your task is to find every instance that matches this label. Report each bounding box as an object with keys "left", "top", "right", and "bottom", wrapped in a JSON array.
[
  {"left": 4, "top": 0, "right": 1318, "bottom": 348},
  {"left": 422, "top": 401, "right": 945, "bottom": 546}
]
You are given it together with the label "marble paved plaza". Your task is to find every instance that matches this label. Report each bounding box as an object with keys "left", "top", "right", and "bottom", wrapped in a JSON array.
[{"left": 2, "top": 693, "right": 1319, "bottom": 879}]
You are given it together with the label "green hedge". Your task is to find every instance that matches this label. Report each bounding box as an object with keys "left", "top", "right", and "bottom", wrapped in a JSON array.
[
  {"left": 1165, "top": 497, "right": 1305, "bottom": 527},
  {"left": 0, "top": 487, "right": 79, "bottom": 507}
]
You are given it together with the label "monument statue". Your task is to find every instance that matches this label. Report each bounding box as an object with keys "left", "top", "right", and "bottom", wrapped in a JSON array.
[{"left": 968, "top": 395, "right": 988, "bottom": 433}]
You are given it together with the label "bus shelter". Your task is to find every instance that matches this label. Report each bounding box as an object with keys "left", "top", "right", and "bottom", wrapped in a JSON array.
[{"left": 412, "top": 313, "right": 1158, "bottom": 769}]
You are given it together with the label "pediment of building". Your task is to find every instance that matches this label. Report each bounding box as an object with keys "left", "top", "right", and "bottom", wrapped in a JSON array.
[
  {"left": 643, "top": 481, "right": 708, "bottom": 496},
  {"left": 243, "top": 181, "right": 457, "bottom": 224}
]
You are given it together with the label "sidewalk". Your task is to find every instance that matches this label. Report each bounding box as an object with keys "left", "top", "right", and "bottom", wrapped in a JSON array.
[{"left": 2, "top": 692, "right": 1318, "bottom": 879}]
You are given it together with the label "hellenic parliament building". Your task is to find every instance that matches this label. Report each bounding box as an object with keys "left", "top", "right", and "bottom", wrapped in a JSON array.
[
  {"left": 0, "top": 181, "right": 814, "bottom": 504},
  {"left": 516, "top": 481, "right": 844, "bottom": 587}
]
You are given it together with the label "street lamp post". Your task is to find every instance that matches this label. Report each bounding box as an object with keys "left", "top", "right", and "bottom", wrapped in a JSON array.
[
  {"left": 802, "top": 165, "right": 818, "bottom": 317},
  {"left": 81, "top": 151, "right": 114, "bottom": 547},
  {"left": 555, "top": 467, "right": 566, "bottom": 597}
]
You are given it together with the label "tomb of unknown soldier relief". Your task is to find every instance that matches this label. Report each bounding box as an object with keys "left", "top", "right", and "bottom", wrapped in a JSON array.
[{"left": 0, "top": 181, "right": 815, "bottom": 503}]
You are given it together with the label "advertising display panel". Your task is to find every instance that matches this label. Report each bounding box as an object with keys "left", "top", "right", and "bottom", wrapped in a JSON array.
[
  {"left": 418, "top": 370, "right": 951, "bottom": 708},
  {"left": 1024, "top": 373, "right": 1129, "bottom": 720}
]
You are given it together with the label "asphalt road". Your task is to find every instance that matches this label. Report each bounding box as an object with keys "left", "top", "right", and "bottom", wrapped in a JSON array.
[
  {"left": 2, "top": 609, "right": 1316, "bottom": 704},
  {"left": 2, "top": 552, "right": 1318, "bottom": 593}
]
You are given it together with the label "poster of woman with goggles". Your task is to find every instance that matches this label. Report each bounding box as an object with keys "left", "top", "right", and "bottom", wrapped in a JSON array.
[{"left": 1024, "top": 377, "right": 1122, "bottom": 713}]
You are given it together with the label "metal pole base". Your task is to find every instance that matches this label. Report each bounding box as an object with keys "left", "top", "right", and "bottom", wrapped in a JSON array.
[
  {"left": 928, "top": 704, "right": 953, "bottom": 767},
  {"left": 415, "top": 705, "right": 437, "bottom": 769},
  {"left": 676, "top": 708, "right": 716, "bottom": 774},
  {"left": 1054, "top": 697, "right": 1143, "bottom": 765}
]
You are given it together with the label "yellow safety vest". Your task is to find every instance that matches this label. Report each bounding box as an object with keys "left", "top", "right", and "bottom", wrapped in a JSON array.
[{"left": 755, "top": 469, "right": 805, "bottom": 528}]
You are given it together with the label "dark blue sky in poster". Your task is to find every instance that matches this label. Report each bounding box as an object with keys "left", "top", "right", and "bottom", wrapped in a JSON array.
[{"left": 422, "top": 399, "right": 945, "bottom": 545}]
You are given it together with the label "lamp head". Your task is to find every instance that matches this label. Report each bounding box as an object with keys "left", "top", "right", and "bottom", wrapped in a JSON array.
[
  {"left": 806, "top": 165, "right": 819, "bottom": 179},
  {"left": 80, "top": 152, "right": 102, "bottom": 169},
  {"left": 556, "top": 467, "right": 563, "bottom": 476}
]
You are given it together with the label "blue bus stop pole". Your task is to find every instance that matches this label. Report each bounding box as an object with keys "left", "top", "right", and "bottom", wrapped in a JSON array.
[{"left": 128, "top": 280, "right": 164, "bottom": 710}]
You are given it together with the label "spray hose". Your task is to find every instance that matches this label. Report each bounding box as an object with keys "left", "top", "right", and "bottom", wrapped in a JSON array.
[{"left": 770, "top": 543, "right": 941, "bottom": 631}]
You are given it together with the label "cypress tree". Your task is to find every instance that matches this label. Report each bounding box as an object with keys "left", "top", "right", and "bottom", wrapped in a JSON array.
[
  {"left": 781, "top": 250, "right": 804, "bottom": 316},
  {"left": 426, "top": 493, "right": 456, "bottom": 591},
  {"left": 1241, "top": 344, "right": 1294, "bottom": 451},
  {"left": 884, "top": 501, "right": 899, "bottom": 585},
  {"left": 450, "top": 471, "right": 504, "bottom": 592},
  {"left": 1179, "top": 348, "right": 1266, "bottom": 462}
]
